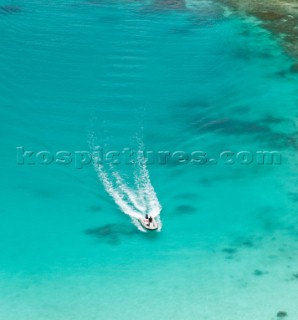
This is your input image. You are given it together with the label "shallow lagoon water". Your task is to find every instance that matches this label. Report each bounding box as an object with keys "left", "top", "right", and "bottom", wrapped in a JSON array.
[{"left": 1, "top": 0, "right": 298, "bottom": 319}]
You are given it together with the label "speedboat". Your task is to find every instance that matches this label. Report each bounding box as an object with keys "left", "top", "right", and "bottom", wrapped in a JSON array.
[{"left": 139, "top": 216, "right": 158, "bottom": 231}]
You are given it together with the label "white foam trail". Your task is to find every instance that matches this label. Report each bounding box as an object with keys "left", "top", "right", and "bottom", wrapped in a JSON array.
[
  {"left": 93, "top": 161, "right": 143, "bottom": 220},
  {"left": 134, "top": 149, "right": 161, "bottom": 218},
  {"left": 90, "top": 139, "right": 162, "bottom": 232},
  {"left": 112, "top": 171, "right": 146, "bottom": 213}
]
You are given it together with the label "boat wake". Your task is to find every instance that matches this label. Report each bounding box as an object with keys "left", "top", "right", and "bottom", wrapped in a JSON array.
[{"left": 89, "top": 138, "right": 162, "bottom": 232}]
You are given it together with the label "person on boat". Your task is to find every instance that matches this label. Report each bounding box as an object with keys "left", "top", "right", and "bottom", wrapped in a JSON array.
[
  {"left": 144, "top": 214, "right": 150, "bottom": 226},
  {"left": 148, "top": 216, "right": 153, "bottom": 227}
]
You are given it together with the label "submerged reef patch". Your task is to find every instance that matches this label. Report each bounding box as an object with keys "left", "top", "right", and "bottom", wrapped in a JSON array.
[
  {"left": 253, "top": 269, "right": 268, "bottom": 276},
  {"left": 0, "top": 5, "right": 22, "bottom": 14},
  {"left": 85, "top": 223, "right": 138, "bottom": 245},
  {"left": 189, "top": 111, "right": 298, "bottom": 150},
  {"left": 290, "top": 63, "right": 298, "bottom": 73},
  {"left": 175, "top": 204, "right": 197, "bottom": 214},
  {"left": 241, "top": 240, "right": 255, "bottom": 248},
  {"left": 194, "top": 117, "right": 271, "bottom": 135},
  {"left": 288, "top": 192, "right": 298, "bottom": 202},
  {"left": 292, "top": 273, "right": 298, "bottom": 280},
  {"left": 217, "top": 0, "right": 298, "bottom": 62},
  {"left": 276, "top": 311, "right": 288, "bottom": 318},
  {"left": 232, "top": 234, "right": 263, "bottom": 250},
  {"left": 222, "top": 248, "right": 237, "bottom": 254}
]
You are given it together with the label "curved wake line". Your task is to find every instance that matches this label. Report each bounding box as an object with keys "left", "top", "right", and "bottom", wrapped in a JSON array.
[{"left": 90, "top": 140, "right": 162, "bottom": 232}]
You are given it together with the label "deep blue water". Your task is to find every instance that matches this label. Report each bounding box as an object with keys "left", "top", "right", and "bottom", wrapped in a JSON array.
[{"left": 1, "top": 0, "right": 298, "bottom": 319}]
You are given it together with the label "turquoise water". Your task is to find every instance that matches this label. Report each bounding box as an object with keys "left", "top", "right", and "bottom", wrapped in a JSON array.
[{"left": 1, "top": 0, "right": 298, "bottom": 319}]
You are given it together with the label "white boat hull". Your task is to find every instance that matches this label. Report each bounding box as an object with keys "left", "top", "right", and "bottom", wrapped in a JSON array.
[{"left": 139, "top": 218, "right": 158, "bottom": 231}]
